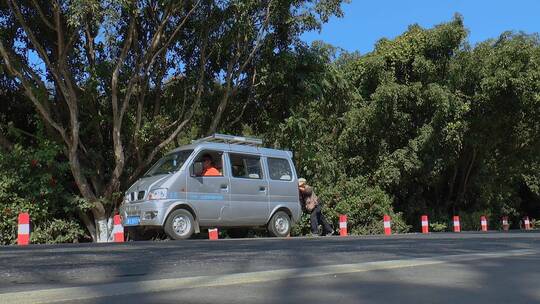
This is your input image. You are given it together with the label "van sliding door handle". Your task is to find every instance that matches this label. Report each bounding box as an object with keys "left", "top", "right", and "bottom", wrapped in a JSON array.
[
  {"left": 259, "top": 186, "right": 266, "bottom": 192},
  {"left": 220, "top": 184, "right": 229, "bottom": 191}
]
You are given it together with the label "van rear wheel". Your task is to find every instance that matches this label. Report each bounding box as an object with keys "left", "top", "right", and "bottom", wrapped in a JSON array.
[
  {"left": 164, "top": 209, "right": 195, "bottom": 240},
  {"left": 267, "top": 211, "right": 291, "bottom": 237}
]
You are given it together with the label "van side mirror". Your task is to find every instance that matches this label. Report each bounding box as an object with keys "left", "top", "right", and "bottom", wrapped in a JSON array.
[{"left": 193, "top": 162, "right": 203, "bottom": 176}]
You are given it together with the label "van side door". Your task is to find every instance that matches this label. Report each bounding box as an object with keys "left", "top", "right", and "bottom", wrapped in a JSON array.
[
  {"left": 226, "top": 152, "right": 269, "bottom": 225},
  {"left": 186, "top": 150, "right": 230, "bottom": 226}
]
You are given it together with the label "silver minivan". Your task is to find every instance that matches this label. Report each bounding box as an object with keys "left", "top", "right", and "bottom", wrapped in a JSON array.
[{"left": 119, "top": 134, "right": 301, "bottom": 240}]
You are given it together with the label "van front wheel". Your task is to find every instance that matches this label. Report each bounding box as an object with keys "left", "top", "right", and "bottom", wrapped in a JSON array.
[
  {"left": 165, "top": 209, "right": 195, "bottom": 240},
  {"left": 267, "top": 211, "right": 291, "bottom": 237}
]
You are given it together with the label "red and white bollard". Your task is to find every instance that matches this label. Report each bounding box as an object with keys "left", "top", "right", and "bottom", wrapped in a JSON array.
[
  {"left": 112, "top": 215, "right": 124, "bottom": 242},
  {"left": 453, "top": 216, "right": 461, "bottom": 232},
  {"left": 383, "top": 215, "right": 391, "bottom": 235},
  {"left": 209, "top": 228, "right": 219, "bottom": 240},
  {"left": 523, "top": 216, "right": 531, "bottom": 230},
  {"left": 502, "top": 216, "right": 509, "bottom": 231},
  {"left": 480, "top": 216, "right": 488, "bottom": 232},
  {"left": 421, "top": 215, "right": 429, "bottom": 234},
  {"left": 18, "top": 212, "right": 30, "bottom": 246},
  {"left": 339, "top": 214, "right": 348, "bottom": 237}
]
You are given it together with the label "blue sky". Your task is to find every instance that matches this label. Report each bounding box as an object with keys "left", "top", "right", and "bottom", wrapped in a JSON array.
[{"left": 302, "top": 0, "right": 540, "bottom": 54}]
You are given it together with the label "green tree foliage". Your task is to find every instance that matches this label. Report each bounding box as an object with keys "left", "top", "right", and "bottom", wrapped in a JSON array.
[
  {"left": 261, "top": 15, "right": 539, "bottom": 232},
  {"left": 261, "top": 43, "right": 410, "bottom": 234}
]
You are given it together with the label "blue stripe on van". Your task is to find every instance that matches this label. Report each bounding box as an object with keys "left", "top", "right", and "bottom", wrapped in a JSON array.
[
  {"left": 187, "top": 193, "right": 225, "bottom": 201},
  {"left": 168, "top": 192, "right": 183, "bottom": 199}
]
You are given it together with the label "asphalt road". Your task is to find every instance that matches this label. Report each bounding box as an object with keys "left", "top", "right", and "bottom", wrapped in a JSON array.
[{"left": 1, "top": 231, "right": 540, "bottom": 304}]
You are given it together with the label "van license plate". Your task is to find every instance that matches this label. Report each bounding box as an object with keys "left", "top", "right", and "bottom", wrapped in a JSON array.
[{"left": 126, "top": 216, "right": 140, "bottom": 225}]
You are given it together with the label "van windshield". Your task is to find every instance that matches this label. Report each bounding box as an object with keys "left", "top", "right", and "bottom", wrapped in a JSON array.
[{"left": 144, "top": 150, "right": 193, "bottom": 177}]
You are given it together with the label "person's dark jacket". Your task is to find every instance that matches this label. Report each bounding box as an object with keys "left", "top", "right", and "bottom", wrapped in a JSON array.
[{"left": 301, "top": 185, "right": 319, "bottom": 212}]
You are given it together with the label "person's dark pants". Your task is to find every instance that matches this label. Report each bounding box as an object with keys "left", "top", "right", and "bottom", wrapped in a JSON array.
[{"left": 310, "top": 205, "right": 333, "bottom": 235}]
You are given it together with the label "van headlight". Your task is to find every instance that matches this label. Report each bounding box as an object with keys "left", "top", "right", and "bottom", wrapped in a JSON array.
[{"left": 148, "top": 188, "right": 168, "bottom": 200}]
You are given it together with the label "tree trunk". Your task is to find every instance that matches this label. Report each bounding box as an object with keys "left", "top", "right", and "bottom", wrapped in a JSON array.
[
  {"left": 456, "top": 147, "right": 477, "bottom": 205},
  {"left": 93, "top": 212, "right": 113, "bottom": 243},
  {"left": 445, "top": 164, "right": 458, "bottom": 208},
  {"left": 208, "top": 59, "right": 234, "bottom": 135}
]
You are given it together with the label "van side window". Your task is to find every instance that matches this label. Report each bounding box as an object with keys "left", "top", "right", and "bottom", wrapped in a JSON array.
[
  {"left": 267, "top": 158, "right": 292, "bottom": 181},
  {"left": 230, "top": 154, "right": 263, "bottom": 179},
  {"left": 191, "top": 151, "right": 224, "bottom": 177}
]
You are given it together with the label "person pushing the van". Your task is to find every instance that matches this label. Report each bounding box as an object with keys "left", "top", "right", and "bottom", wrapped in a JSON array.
[
  {"left": 298, "top": 178, "right": 334, "bottom": 236},
  {"left": 201, "top": 154, "right": 221, "bottom": 176}
]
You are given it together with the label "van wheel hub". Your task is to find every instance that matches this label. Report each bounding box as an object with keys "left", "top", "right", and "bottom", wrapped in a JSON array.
[
  {"left": 275, "top": 216, "right": 289, "bottom": 235},
  {"left": 172, "top": 215, "right": 191, "bottom": 236}
]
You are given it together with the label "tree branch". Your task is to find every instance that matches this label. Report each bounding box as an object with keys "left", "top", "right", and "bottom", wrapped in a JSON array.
[
  {"left": 118, "top": 0, "right": 200, "bottom": 126},
  {"left": 8, "top": 0, "right": 54, "bottom": 72},
  {"left": 54, "top": 2, "right": 64, "bottom": 63},
  {"left": 128, "top": 35, "right": 208, "bottom": 183},
  {"left": 132, "top": 78, "right": 149, "bottom": 165},
  {"left": 112, "top": 17, "right": 136, "bottom": 120},
  {"left": 106, "top": 15, "right": 137, "bottom": 199},
  {"left": 9, "top": 0, "right": 75, "bottom": 111},
  {"left": 31, "top": 0, "right": 55, "bottom": 30},
  {"left": 0, "top": 40, "right": 68, "bottom": 144},
  {"left": 207, "top": 0, "right": 273, "bottom": 134},
  {"left": 84, "top": 21, "right": 96, "bottom": 68},
  {"left": 207, "top": 54, "right": 237, "bottom": 134},
  {"left": 238, "top": 0, "right": 273, "bottom": 74},
  {"left": 226, "top": 68, "right": 258, "bottom": 129},
  {"left": 148, "top": 0, "right": 201, "bottom": 69}
]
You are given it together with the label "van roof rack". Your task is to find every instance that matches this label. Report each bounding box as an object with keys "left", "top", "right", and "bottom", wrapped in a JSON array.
[{"left": 191, "top": 134, "right": 263, "bottom": 146}]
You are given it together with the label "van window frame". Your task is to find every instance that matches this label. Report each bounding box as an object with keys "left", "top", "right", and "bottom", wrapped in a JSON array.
[
  {"left": 228, "top": 152, "right": 265, "bottom": 180},
  {"left": 266, "top": 157, "right": 294, "bottom": 182},
  {"left": 189, "top": 149, "right": 227, "bottom": 177}
]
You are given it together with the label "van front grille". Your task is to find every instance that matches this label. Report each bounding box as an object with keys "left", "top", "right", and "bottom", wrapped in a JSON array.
[{"left": 137, "top": 191, "right": 146, "bottom": 200}]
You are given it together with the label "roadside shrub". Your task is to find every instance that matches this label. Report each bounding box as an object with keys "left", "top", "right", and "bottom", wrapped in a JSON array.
[
  {"left": 459, "top": 210, "right": 490, "bottom": 231},
  {"left": 429, "top": 222, "right": 448, "bottom": 232},
  {"left": 30, "top": 219, "right": 85, "bottom": 244},
  {"left": 0, "top": 142, "right": 86, "bottom": 244},
  {"left": 319, "top": 178, "right": 410, "bottom": 235},
  {"left": 290, "top": 212, "right": 311, "bottom": 236}
]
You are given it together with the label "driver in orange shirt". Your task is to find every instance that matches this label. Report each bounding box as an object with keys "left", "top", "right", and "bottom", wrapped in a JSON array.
[{"left": 201, "top": 154, "right": 221, "bottom": 176}]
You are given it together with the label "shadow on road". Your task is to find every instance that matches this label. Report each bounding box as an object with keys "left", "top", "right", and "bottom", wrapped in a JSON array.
[
  {"left": 72, "top": 255, "right": 540, "bottom": 304},
  {"left": 0, "top": 232, "right": 539, "bottom": 303}
]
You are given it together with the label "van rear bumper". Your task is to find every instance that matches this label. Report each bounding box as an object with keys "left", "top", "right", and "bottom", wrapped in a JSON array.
[{"left": 120, "top": 200, "right": 173, "bottom": 227}]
